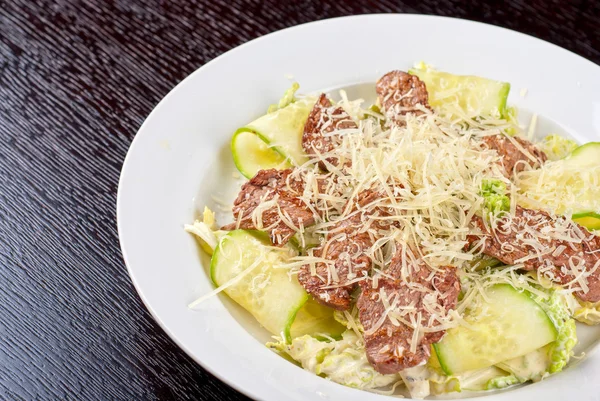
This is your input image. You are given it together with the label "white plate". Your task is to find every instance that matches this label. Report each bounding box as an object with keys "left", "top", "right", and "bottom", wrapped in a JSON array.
[{"left": 117, "top": 14, "right": 600, "bottom": 401}]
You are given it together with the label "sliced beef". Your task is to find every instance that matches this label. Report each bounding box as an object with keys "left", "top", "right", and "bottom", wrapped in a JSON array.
[
  {"left": 223, "top": 168, "right": 315, "bottom": 246},
  {"left": 297, "top": 218, "right": 373, "bottom": 310},
  {"left": 376, "top": 71, "right": 430, "bottom": 124},
  {"left": 297, "top": 190, "right": 392, "bottom": 310},
  {"left": 302, "top": 93, "right": 358, "bottom": 170},
  {"left": 471, "top": 205, "right": 600, "bottom": 302},
  {"left": 482, "top": 134, "right": 547, "bottom": 177},
  {"left": 357, "top": 247, "right": 460, "bottom": 374}
]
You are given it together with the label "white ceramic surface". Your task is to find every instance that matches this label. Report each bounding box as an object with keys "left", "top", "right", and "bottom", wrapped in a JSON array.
[{"left": 117, "top": 14, "right": 600, "bottom": 401}]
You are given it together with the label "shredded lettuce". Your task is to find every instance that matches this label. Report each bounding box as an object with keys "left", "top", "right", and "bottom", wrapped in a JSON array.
[
  {"left": 267, "top": 82, "right": 299, "bottom": 113},
  {"left": 401, "top": 364, "right": 503, "bottom": 398},
  {"left": 184, "top": 207, "right": 224, "bottom": 255},
  {"left": 485, "top": 374, "right": 520, "bottom": 389},
  {"left": 427, "top": 365, "right": 511, "bottom": 395},
  {"left": 426, "top": 351, "right": 511, "bottom": 395},
  {"left": 333, "top": 308, "right": 364, "bottom": 334},
  {"left": 267, "top": 330, "right": 400, "bottom": 391},
  {"left": 539, "top": 134, "right": 579, "bottom": 161},
  {"left": 573, "top": 300, "right": 600, "bottom": 325},
  {"left": 429, "top": 372, "right": 460, "bottom": 395},
  {"left": 480, "top": 178, "right": 510, "bottom": 214},
  {"left": 536, "top": 291, "right": 577, "bottom": 373}
]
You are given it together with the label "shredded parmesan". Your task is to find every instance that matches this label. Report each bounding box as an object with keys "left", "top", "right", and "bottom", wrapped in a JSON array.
[
  {"left": 271, "top": 100, "right": 531, "bottom": 338},
  {"left": 200, "top": 86, "right": 597, "bottom": 364}
]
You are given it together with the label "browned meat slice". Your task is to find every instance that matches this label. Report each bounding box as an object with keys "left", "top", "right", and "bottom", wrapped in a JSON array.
[
  {"left": 302, "top": 93, "right": 358, "bottom": 170},
  {"left": 482, "top": 134, "right": 547, "bottom": 177},
  {"left": 297, "top": 220, "right": 372, "bottom": 310},
  {"left": 471, "top": 205, "right": 600, "bottom": 302},
  {"left": 222, "top": 168, "right": 315, "bottom": 246},
  {"left": 357, "top": 247, "right": 460, "bottom": 374},
  {"left": 297, "top": 190, "right": 392, "bottom": 310},
  {"left": 376, "top": 71, "right": 430, "bottom": 124}
]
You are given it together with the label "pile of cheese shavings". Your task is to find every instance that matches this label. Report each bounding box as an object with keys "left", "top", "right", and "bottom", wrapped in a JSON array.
[
  {"left": 257, "top": 96, "right": 523, "bottom": 339},
  {"left": 293, "top": 103, "right": 507, "bottom": 264}
]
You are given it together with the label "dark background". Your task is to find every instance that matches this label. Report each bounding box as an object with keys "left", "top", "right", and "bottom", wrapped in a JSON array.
[{"left": 1, "top": 1, "right": 599, "bottom": 400}]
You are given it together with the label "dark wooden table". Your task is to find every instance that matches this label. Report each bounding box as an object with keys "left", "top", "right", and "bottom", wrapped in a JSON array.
[{"left": 1, "top": 1, "right": 599, "bottom": 400}]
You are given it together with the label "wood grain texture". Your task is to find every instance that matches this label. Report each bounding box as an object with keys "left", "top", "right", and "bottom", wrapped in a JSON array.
[{"left": 0, "top": 0, "right": 598, "bottom": 400}]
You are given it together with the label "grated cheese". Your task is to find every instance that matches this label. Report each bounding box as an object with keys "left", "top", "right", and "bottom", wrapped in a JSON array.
[
  {"left": 203, "top": 87, "right": 597, "bottom": 355},
  {"left": 280, "top": 102, "right": 522, "bottom": 336}
]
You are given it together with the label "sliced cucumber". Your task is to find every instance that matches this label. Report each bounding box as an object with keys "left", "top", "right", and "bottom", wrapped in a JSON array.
[
  {"left": 517, "top": 142, "right": 600, "bottom": 231},
  {"left": 243, "top": 97, "right": 316, "bottom": 166},
  {"left": 434, "top": 284, "right": 557, "bottom": 375},
  {"left": 565, "top": 142, "right": 600, "bottom": 168},
  {"left": 211, "top": 230, "right": 308, "bottom": 342},
  {"left": 428, "top": 345, "right": 443, "bottom": 369},
  {"left": 564, "top": 143, "right": 600, "bottom": 230},
  {"left": 231, "top": 128, "right": 292, "bottom": 179},
  {"left": 408, "top": 67, "right": 510, "bottom": 119},
  {"left": 573, "top": 212, "right": 600, "bottom": 230},
  {"left": 290, "top": 297, "right": 346, "bottom": 340}
]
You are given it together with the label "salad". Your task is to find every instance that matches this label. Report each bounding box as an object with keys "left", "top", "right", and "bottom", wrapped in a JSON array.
[{"left": 185, "top": 63, "right": 600, "bottom": 399}]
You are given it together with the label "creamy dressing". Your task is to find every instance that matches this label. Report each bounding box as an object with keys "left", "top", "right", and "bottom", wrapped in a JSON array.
[{"left": 497, "top": 346, "right": 550, "bottom": 382}]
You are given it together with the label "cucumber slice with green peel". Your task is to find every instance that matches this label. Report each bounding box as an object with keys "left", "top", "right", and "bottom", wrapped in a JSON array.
[
  {"left": 434, "top": 284, "right": 557, "bottom": 375},
  {"left": 210, "top": 230, "right": 308, "bottom": 342},
  {"left": 564, "top": 142, "right": 600, "bottom": 168},
  {"left": 518, "top": 142, "right": 600, "bottom": 230},
  {"left": 573, "top": 212, "right": 600, "bottom": 230},
  {"left": 564, "top": 143, "right": 600, "bottom": 230},
  {"left": 243, "top": 97, "right": 316, "bottom": 166},
  {"left": 290, "top": 297, "right": 346, "bottom": 340},
  {"left": 408, "top": 68, "right": 510, "bottom": 119},
  {"left": 231, "top": 128, "right": 292, "bottom": 179}
]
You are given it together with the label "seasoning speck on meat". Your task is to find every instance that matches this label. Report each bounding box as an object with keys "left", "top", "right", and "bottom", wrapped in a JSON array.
[
  {"left": 471, "top": 205, "right": 600, "bottom": 302},
  {"left": 357, "top": 246, "right": 460, "bottom": 374},
  {"left": 222, "top": 168, "right": 315, "bottom": 246},
  {"left": 376, "top": 71, "right": 430, "bottom": 124},
  {"left": 297, "top": 190, "right": 392, "bottom": 310},
  {"left": 482, "top": 134, "right": 547, "bottom": 177},
  {"left": 302, "top": 93, "right": 358, "bottom": 170}
]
